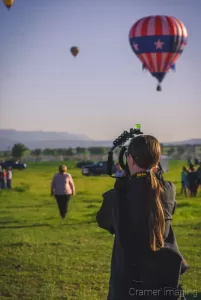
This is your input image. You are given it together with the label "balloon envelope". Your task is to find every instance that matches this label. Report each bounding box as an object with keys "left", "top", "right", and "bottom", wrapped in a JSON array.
[
  {"left": 129, "top": 15, "right": 188, "bottom": 87},
  {"left": 70, "top": 47, "right": 79, "bottom": 57},
  {"left": 3, "top": 0, "right": 14, "bottom": 9}
]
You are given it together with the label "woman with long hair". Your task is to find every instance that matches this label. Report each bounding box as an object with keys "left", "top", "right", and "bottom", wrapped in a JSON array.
[
  {"left": 51, "top": 165, "right": 75, "bottom": 219},
  {"left": 96, "top": 135, "right": 188, "bottom": 300}
]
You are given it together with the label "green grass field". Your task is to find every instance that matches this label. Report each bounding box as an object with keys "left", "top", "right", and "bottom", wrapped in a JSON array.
[{"left": 0, "top": 161, "right": 201, "bottom": 300}]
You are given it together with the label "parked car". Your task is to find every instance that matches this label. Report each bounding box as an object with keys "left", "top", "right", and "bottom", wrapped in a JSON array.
[
  {"left": 76, "top": 160, "right": 94, "bottom": 168},
  {"left": 82, "top": 161, "right": 116, "bottom": 176},
  {"left": 0, "top": 160, "right": 27, "bottom": 170}
]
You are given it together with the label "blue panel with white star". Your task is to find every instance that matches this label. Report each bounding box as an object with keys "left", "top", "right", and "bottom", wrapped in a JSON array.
[{"left": 129, "top": 35, "right": 187, "bottom": 54}]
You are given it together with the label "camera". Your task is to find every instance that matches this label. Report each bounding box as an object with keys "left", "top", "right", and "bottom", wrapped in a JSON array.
[
  {"left": 107, "top": 124, "right": 163, "bottom": 179},
  {"left": 107, "top": 124, "right": 143, "bottom": 178}
]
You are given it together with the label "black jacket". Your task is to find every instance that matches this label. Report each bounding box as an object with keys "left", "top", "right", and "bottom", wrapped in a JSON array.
[{"left": 96, "top": 177, "right": 187, "bottom": 300}]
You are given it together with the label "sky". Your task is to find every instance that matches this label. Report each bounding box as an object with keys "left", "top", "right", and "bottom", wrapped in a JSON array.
[{"left": 0, "top": 0, "right": 200, "bottom": 142}]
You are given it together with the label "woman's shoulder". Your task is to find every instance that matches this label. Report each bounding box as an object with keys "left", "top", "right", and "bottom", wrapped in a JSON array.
[
  {"left": 162, "top": 180, "right": 176, "bottom": 194},
  {"left": 160, "top": 180, "right": 176, "bottom": 208}
]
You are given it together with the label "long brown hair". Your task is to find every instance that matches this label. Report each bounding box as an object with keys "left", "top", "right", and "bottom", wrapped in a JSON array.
[{"left": 128, "top": 135, "right": 165, "bottom": 251}]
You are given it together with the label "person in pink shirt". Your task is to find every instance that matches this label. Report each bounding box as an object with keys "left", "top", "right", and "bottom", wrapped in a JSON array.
[{"left": 51, "top": 165, "right": 75, "bottom": 219}]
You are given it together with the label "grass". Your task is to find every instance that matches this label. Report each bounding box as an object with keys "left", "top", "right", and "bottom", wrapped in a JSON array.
[{"left": 0, "top": 160, "right": 201, "bottom": 300}]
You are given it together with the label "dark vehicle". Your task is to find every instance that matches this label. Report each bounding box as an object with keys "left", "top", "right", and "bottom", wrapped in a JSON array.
[
  {"left": 76, "top": 160, "right": 94, "bottom": 168},
  {"left": 82, "top": 161, "right": 116, "bottom": 176},
  {"left": 0, "top": 160, "right": 27, "bottom": 170}
]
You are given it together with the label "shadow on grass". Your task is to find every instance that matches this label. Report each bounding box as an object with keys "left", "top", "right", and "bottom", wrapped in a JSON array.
[
  {"left": 4, "top": 203, "right": 55, "bottom": 209},
  {"left": 13, "top": 183, "right": 31, "bottom": 192},
  {"left": 0, "top": 220, "right": 21, "bottom": 225},
  {"left": 173, "top": 224, "right": 192, "bottom": 228},
  {"left": 0, "top": 223, "right": 51, "bottom": 229},
  {"left": 62, "top": 220, "right": 96, "bottom": 226},
  {"left": 0, "top": 219, "right": 96, "bottom": 229},
  {"left": 1, "top": 242, "right": 32, "bottom": 247},
  {"left": 83, "top": 199, "right": 101, "bottom": 204},
  {"left": 176, "top": 203, "right": 191, "bottom": 208},
  {"left": 87, "top": 211, "right": 97, "bottom": 218},
  {"left": 86, "top": 204, "right": 99, "bottom": 209},
  {"left": 172, "top": 181, "right": 180, "bottom": 185}
]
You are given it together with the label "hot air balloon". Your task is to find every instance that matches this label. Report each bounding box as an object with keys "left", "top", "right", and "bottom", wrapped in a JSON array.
[
  {"left": 70, "top": 46, "right": 79, "bottom": 57},
  {"left": 3, "top": 0, "right": 14, "bottom": 9},
  {"left": 129, "top": 15, "right": 188, "bottom": 91}
]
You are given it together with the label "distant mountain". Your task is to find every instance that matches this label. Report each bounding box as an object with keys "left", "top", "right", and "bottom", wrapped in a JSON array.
[
  {"left": 164, "top": 139, "right": 201, "bottom": 146},
  {"left": 0, "top": 129, "right": 112, "bottom": 150},
  {"left": 0, "top": 129, "right": 200, "bottom": 151},
  {"left": 0, "top": 129, "right": 92, "bottom": 142}
]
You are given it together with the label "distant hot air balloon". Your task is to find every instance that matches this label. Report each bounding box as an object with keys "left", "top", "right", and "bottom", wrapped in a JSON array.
[
  {"left": 70, "top": 46, "right": 79, "bottom": 57},
  {"left": 129, "top": 15, "right": 188, "bottom": 91},
  {"left": 3, "top": 0, "right": 14, "bottom": 9}
]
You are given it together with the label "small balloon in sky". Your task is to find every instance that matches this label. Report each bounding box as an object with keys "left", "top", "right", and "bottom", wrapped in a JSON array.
[
  {"left": 70, "top": 47, "right": 79, "bottom": 57},
  {"left": 129, "top": 15, "right": 188, "bottom": 91},
  {"left": 3, "top": 0, "right": 15, "bottom": 9}
]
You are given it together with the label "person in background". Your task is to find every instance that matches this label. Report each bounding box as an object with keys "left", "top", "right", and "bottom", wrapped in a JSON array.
[
  {"left": 197, "top": 162, "right": 201, "bottom": 193},
  {"left": 187, "top": 158, "right": 192, "bottom": 168},
  {"left": 6, "top": 167, "right": 12, "bottom": 189},
  {"left": 188, "top": 165, "right": 198, "bottom": 197},
  {"left": 2, "top": 169, "right": 7, "bottom": 189},
  {"left": 51, "top": 165, "right": 75, "bottom": 220},
  {"left": 0, "top": 166, "right": 3, "bottom": 189},
  {"left": 180, "top": 166, "right": 189, "bottom": 197},
  {"left": 194, "top": 158, "right": 199, "bottom": 166},
  {"left": 115, "top": 163, "right": 124, "bottom": 178}
]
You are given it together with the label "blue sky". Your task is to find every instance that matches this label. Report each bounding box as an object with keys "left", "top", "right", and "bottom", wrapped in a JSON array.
[{"left": 0, "top": 0, "right": 200, "bottom": 142}]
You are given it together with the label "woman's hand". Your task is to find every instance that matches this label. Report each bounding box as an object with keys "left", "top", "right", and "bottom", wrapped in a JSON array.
[{"left": 122, "top": 170, "right": 127, "bottom": 177}]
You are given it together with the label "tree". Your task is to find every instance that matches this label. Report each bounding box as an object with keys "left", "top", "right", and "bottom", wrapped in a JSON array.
[
  {"left": 12, "top": 143, "right": 27, "bottom": 160},
  {"left": 31, "top": 149, "right": 42, "bottom": 156},
  {"left": 76, "top": 147, "right": 86, "bottom": 155},
  {"left": 31, "top": 149, "right": 42, "bottom": 162},
  {"left": 56, "top": 148, "right": 65, "bottom": 155},
  {"left": 177, "top": 146, "right": 186, "bottom": 157},
  {"left": 43, "top": 148, "right": 56, "bottom": 156},
  {"left": 88, "top": 147, "right": 105, "bottom": 155},
  {"left": 167, "top": 147, "right": 175, "bottom": 157},
  {"left": 64, "top": 148, "right": 74, "bottom": 156}
]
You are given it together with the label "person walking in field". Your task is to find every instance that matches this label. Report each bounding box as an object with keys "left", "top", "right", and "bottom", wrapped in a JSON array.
[
  {"left": 51, "top": 165, "right": 75, "bottom": 219},
  {"left": 6, "top": 167, "right": 12, "bottom": 189}
]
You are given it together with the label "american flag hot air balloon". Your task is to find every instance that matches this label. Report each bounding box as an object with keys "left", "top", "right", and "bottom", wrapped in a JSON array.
[{"left": 129, "top": 15, "right": 188, "bottom": 91}]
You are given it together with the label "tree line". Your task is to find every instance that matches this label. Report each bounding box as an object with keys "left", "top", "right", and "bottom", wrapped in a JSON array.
[
  {"left": 1, "top": 144, "right": 110, "bottom": 160},
  {"left": 0, "top": 143, "right": 200, "bottom": 160}
]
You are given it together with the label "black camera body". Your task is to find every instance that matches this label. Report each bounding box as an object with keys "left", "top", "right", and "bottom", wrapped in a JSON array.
[
  {"left": 107, "top": 125, "right": 163, "bottom": 179},
  {"left": 107, "top": 125, "right": 143, "bottom": 178}
]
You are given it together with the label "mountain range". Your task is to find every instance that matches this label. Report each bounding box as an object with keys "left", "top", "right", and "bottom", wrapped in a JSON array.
[
  {"left": 0, "top": 129, "right": 112, "bottom": 150},
  {"left": 0, "top": 129, "right": 201, "bottom": 151}
]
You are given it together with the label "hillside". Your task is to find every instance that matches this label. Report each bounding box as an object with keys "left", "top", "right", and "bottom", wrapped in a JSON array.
[
  {"left": 0, "top": 129, "right": 201, "bottom": 151},
  {"left": 0, "top": 129, "right": 112, "bottom": 150},
  {"left": 164, "top": 139, "right": 201, "bottom": 146}
]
